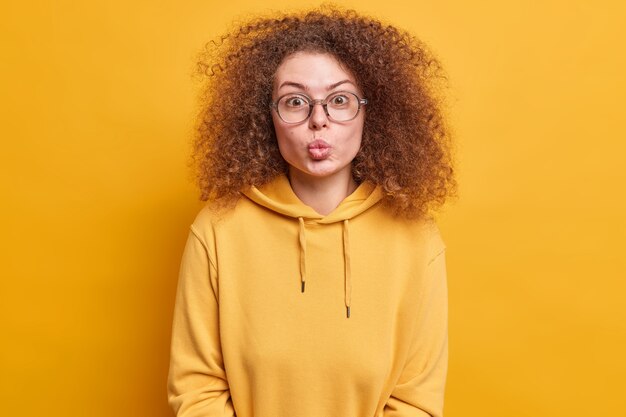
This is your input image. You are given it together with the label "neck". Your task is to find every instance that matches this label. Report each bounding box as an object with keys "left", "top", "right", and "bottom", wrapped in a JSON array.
[{"left": 287, "top": 168, "right": 358, "bottom": 216}]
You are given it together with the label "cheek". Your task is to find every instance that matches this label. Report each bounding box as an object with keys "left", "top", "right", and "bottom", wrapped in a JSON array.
[
  {"left": 347, "top": 120, "right": 365, "bottom": 155},
  {"left": 271, "top": 113, "right": 283, "bottom": 138},
  {"left": 272, "top": 113, "right": 295, "bottom": 140},
  {"left": 272, "top": 116, "right": 298, "bottom": 159}
]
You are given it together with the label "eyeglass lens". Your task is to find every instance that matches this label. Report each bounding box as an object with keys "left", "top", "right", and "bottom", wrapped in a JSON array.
[{"left": 277, "top": 91, "right": 361, "bottom": 123}]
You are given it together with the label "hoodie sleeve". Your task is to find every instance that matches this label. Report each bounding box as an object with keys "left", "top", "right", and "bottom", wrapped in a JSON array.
[
  {"left": 383, "top": 247, "right": 449, "bottom": 417},
  {"left": 167, "top": 227, "right": 236, "bottom": 417}
]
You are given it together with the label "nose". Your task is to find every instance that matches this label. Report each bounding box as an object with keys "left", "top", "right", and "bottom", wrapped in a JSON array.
[{"left": 308, "top": 102, "right": 329, "bottom": 130}]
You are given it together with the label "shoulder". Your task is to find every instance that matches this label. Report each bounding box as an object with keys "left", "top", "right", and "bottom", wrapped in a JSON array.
[
  {"left": 421, "top": 217, "right": 446, "bottom": 263},
  {"left": 403, "top": 216, "right": 447, "bottom": 264},
  {"left": 188, "top": 198, "right": 249, "bottom": 241},
  {"left": 188, "top": 202, "right": 226, "bottom": 245},
  {"left": 382, "top": 213, "right": 447, "bottom": 264},
  {"left": 190, "top": 203, "right": 219, "bottom": 229}
]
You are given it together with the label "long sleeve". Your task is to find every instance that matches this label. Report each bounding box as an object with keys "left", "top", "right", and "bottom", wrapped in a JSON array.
[
  {"left": 383, "top": 248, "right": 449, "bottom": 417},
  {"left": 167, "top": 227, "right": 236, "bottom": 417}
]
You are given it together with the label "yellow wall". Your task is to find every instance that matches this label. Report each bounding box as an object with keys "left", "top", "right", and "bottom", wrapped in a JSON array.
[{"left": 2, "top": 1, "right": 624, "bottom": 416}]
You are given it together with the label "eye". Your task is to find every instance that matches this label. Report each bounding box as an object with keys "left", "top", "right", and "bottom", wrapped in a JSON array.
[
  {"left": 284, "top": 95, "right": 309, "bottom": 108},
  {"left": 329, "top": 94, "right": 351, "bottom": 106}
]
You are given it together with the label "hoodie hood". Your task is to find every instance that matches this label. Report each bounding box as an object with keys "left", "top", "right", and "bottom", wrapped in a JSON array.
[
  {"left": 241, "top": 174, "right": 384, "bottom": 318},
  {"left": 242, "top": 174, "right": 383, "bottom": 223}
]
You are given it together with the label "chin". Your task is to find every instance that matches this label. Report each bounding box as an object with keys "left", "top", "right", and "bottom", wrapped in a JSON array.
[{"left": 299, "top": 164, "right": 350, "bottom": 179}]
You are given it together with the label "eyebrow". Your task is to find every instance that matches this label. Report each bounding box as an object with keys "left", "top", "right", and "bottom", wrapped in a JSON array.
[{"left": 278, "top": 79, "right": 355, "bottom": 91}]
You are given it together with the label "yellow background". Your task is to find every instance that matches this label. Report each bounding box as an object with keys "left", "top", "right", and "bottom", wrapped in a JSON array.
[{"left": 2, "top": 0, "right": 625, "bottom": 416}]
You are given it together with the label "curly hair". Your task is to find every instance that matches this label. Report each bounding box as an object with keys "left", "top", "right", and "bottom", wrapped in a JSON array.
[{"left": 192, "top": 4, "right": 458, "bottom": 219}]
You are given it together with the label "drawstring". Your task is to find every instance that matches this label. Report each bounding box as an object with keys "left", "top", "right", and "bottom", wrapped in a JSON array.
[
  {"left": 297, "top": 216, "right": 352, "bottom": 319},
  {"left": 298, "top": 217, "right": 307, "bottom": 293},
  {"left": 343, "top": 219, "right": 352, "bottom": 318}
]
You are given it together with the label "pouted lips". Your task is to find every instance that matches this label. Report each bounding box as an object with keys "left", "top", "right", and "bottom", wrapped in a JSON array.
[{"left": 308, "top": 139, "right": 331, "bottom": 160}]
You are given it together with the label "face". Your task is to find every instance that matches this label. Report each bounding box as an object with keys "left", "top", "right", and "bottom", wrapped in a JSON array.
[{"left": 271, "top": 51, "right": 365, "bottom": 183}]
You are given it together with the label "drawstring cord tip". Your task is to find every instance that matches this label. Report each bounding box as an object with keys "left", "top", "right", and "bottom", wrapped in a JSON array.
[
  {"left": 346, "top": 306, "right": 351, "bottom": 318},
  {"left": 301, "top": 281, "right": 305, "bottom": 293}
]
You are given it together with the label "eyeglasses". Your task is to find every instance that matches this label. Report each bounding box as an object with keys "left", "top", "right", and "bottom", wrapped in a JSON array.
[{"left": 271, "top": 91, "right": 368, "bottom": 124}]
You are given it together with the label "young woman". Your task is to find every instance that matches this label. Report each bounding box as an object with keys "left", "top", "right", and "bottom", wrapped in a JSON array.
[{"left": 167, "top": 6, "right": 457, "bottom": 417}]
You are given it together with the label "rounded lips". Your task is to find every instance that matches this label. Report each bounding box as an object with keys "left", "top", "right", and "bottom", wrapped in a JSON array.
[
  {"left": 308, "top": 139, "right": 331, "bottom": 149},
  {"left": 307, "top": 138, "right": 332, "bottom": 160}
]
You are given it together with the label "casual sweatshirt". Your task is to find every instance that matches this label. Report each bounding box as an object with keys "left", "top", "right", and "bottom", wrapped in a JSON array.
[{"left": 167, "top": 173, "right": 448, "bottom": 417}]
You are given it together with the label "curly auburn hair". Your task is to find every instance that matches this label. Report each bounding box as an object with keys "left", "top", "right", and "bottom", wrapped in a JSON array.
[{"left": 192, "top": 5, "right": 457, "bottom": 219}]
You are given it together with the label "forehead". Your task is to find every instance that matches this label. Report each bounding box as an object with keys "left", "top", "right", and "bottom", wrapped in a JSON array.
[{"left": 273, "top": 51, "right": 356, "bottom": 91}]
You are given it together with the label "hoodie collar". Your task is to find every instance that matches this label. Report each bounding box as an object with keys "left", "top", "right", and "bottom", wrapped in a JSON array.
[{"left": 241, "top": 173, "right": 383, "bottom": 223}]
